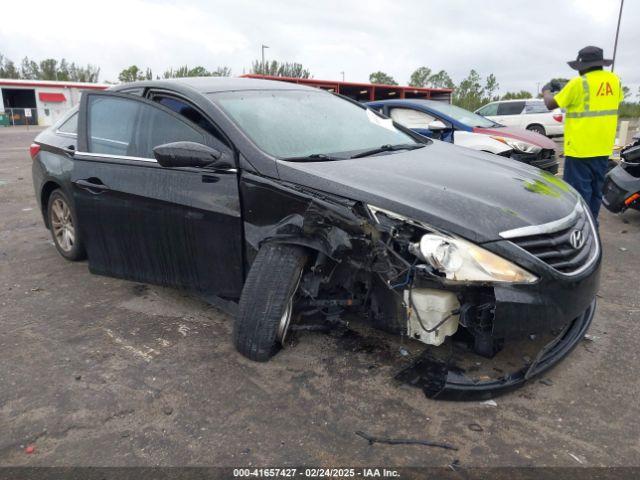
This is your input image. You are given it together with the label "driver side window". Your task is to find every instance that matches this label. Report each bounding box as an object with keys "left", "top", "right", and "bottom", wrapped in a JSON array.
[{"left": 389, "top": 107, "right": 436, "bottom": 129}]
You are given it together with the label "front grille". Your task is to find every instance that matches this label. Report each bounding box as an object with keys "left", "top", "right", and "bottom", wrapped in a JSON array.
[
  {"left": 501, "top": 204, "right": 597, "bottom": 274},
  {"left": 511, "top": 149, "right": 559, "bottom": 173}
]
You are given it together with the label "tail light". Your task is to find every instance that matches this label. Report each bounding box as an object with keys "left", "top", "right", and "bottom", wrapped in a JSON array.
[
  {"left": 29, "top": 143, "right": 40, "bottom": 159},
  {"left": 624, "top": 192, "right": 640, "bottom": 206},
  {"left": 553, "top": 113, "right": 563, "bottom": 123}
]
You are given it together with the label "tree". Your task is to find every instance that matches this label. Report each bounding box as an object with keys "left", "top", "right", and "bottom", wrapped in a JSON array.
[
  {"left": 452, "top": 69, "right": 484, "bottom": 111},
  {"left": 369, "top": 71, "right": 397, "bottom": 85},
  {"left": 484, "top": 74, "right": 499, "bottom": 102},
  {"left": 0, "top": 54, "right": 20, "bottom": 78},
  {"left": 39, "top": 59, "right": 59, "bottom": 80},
  {"left": 118, "top": 65, "right": 148, "bottom": 82},
  {"left": 427, "top": 70, "right": 455, "bottom": 89},
  {"left": 408, "top": 66, "right": 432, "bottom": 87},
  {"left": 622, "top": 85, "right": 631, "bottom": 101},
  {"left": 68, "top": 63, "right": 100, "bottom": 83},
  {"left": 501, "top": 90, "right": 533, "bottom": 100},
  {"left": 0, "top": 52, "right": 99, "bottom": 82},
  {"left": 20, "top": 57, "right": 40, "bottom": 80},
  {"left": 163, "top": 65, "right": 232, "bottom": 78},
  {"left": 251, "top": 60, "right": 311, "bottom": 78}
]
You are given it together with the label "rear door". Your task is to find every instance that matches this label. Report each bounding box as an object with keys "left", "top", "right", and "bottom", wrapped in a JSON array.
[
  {"left": 495, "top": 101, "right": 526, "bottom": 127},
  {"left": 72, "top": 91, "right": 244, "bottom": 298}
]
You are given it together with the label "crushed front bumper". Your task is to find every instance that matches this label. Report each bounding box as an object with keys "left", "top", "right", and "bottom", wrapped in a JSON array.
[{"left": 396, "top": 299, "right": 596, "bottom": 401}]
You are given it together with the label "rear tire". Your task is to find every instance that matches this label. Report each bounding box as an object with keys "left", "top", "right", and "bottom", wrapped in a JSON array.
[
  {"left": 526, "top": 124, "right": 546, "bottom": 136},
  {"left": 47, "top": 189, "right": 86, "bottom": 261},
  {"left": 233, "top": 243, "right": 307, "bottom": 361}
]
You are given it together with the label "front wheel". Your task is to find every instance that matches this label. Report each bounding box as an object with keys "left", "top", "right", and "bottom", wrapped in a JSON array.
[
  {"left": 526, "top": 124, "right": 546, "bottom": 136},
  {"left": 233, "top": 243, "right": 307, "bottom": 361}
]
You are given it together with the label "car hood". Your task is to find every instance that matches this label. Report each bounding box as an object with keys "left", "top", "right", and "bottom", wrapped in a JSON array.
[
  {"left": 276, "top": 141, "right": 578, "bottom": 243},
  {"left": 473, "top": 125, "right": 557, "bottom": 150}
]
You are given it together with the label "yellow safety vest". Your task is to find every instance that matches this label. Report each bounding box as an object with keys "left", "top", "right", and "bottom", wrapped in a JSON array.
[{"left": 554, "top": 70, "right": 623, "bottom": 158}]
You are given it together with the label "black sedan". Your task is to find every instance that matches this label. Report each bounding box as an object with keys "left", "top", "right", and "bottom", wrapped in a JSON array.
[{"left": 31, "top": 78, "right": 600, "bottom": 399}]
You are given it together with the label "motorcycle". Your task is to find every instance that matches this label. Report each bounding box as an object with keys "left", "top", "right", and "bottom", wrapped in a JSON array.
[{"left": 603, "top": 133, "right": 640, "bottom": 213}]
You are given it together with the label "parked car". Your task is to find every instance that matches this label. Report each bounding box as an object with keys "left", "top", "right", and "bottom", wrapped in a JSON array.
[
  {"left": 31, "top": 78, "right": 599, "bottom": 399},
  {"left": 367, "top": 99, "right": 559, "bottom": 173},
  {"left": 475, "top": 99, "right": 564, "bottom": 137}
]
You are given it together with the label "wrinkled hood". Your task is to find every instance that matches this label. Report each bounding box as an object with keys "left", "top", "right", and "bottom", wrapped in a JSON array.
[
  {"left": 276, "top": 141, "right": 578, "bottom": 243},
  {"left": 473, "top": 125, "right": 557, "bottom": 150}
]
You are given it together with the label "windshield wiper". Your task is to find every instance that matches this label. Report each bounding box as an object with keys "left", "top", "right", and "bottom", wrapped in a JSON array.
[
  {"left": 349, "top": 143, "right": 425, "bottom": 159},
  {"left": 282, "top": 153, "right": 345, "bottom": 162}
]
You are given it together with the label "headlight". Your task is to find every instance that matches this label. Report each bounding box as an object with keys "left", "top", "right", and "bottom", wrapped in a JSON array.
[
  {"left": 411, "top": 234, "right": 538, "bottom": 283},
  {"left": 491, "top": 136, "right": 541, "bottom": 154}
]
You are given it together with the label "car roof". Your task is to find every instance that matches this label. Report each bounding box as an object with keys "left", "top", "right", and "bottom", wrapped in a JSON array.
[
  {"left": 367, "top": 99, "right": 449, "bottom": 109},
  {"left": 111, "top": 76, "right": 318, "bottom": 94},
  {"left": 493, "top": 99, "right": 542, "bottom": 103}
]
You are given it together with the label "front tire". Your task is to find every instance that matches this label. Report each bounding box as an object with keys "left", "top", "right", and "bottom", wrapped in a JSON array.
[
  {"left": 526, "top": 124, "right": 546, "bottom": 136},
  {"left": 233, "top": 243, "right": 307, "bottom": 361},
  {"left": 47, "top": 189, "right": 86, "bottom": 261}
]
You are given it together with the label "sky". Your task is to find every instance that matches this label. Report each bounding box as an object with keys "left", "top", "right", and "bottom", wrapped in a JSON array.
[{"left": 1, "top": 0, "right": 638, "bottom": 97}]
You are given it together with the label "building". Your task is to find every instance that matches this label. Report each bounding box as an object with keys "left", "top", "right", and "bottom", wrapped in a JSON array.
[
  {"left": 241, "top": 74, "right": 453, "bottom": 103},
  {"left": 0, "top": 79, "right": 109, "bottom": 127}
]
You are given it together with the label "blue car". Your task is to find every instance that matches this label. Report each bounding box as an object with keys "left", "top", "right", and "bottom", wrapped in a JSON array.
[{"left": 366, "top": 99, "right": 559, "bottom": 173}]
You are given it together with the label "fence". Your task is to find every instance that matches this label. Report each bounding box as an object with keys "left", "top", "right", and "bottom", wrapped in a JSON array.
[{"left": 1, "top": 107, "right": 73, "bottom": 127}]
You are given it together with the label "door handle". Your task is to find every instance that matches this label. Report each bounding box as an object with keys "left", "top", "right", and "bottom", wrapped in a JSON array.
[{"left": 75, "top": 179, "right": 110, "bottom": 194}]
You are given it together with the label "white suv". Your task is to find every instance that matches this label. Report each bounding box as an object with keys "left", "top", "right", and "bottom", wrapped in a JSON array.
[{"left": 475, "top": 99, "right": 564, "bottom": 137}]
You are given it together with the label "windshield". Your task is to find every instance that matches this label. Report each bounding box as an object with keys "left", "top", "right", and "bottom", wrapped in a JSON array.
[
  {"left": 212, "top": 90, "right": 416, "bottom": 159},
  {"left": 426, "top": 102, "right": 497, "bottom": 128}
]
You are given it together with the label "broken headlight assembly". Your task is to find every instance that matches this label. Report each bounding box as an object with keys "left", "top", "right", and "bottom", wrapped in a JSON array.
[
  {"left": 410, "top": 233, "right": 538, "bottom": 284},
  {"left": 491, "top": 136, "right": 541, "bottom": 154}
]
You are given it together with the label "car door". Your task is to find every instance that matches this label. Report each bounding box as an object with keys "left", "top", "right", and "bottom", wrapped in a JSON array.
[
  {"left": 495, "top": 101, "right": 526, "bottom": 127},
  {"left": 72, "top": 90, "right": 244, "bottom": 298}
]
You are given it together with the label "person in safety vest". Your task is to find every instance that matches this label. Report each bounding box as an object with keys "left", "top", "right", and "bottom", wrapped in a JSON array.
[{"left": 543, "top": 45, "right": 623, "bottom": 223}]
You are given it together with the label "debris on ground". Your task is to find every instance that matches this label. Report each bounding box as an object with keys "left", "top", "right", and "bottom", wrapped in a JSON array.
[
  {"left": 481, "top": 399, "right": 497, "bottom": 407},
  {"left": 24, "top": 445, "right": 35, "bottom": 454},
  {"left": 568, "top": 452, "right": 584, "bottom": 464},
  {"left": 583, "top": 334, "right": 599, "bottom": 342},
  {"left": 539, "top": 378, "right": 554, "bottom": 386},
  {"left": 619, "top": 247, "right": 628, "bottom": 252},
  {"left": 355, "top": 431, "right": 458, "bottom": 451},
  {"left": 467, "top": 423, "right": 483, "bottom": 432},
  {"left": 163, "top": 406, "right": 174, "bottom": 415},
  {"left": 74, "top": 374, "right": 82, "bottom": 381},
  {"left": 399, "top": 347, "right": 409, "bottom": 357}
]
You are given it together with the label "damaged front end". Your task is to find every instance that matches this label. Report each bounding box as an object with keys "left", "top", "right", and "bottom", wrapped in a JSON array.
[{"left": 241, "top": 174, "right": 600, "bottom": 400}]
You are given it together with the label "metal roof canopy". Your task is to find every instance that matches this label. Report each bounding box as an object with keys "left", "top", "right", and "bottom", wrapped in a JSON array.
[{"left": 241, "top": 74, "right": 453, "bottom": 103}]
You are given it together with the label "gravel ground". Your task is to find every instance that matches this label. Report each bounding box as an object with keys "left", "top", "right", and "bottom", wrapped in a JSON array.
[{"left": 1, "top": 126, "right": 639, "bottom": 468}]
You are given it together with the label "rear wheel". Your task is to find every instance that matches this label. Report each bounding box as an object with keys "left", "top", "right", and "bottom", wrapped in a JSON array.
[
  {"left": 47, "top": 189, "right": 86, "bottom": 261},
  {"left": 526, "top": 124, "right": 546, "bottom": 136},
  {"left": 233, "top": 243, "right": 307, "bottom": 361}
]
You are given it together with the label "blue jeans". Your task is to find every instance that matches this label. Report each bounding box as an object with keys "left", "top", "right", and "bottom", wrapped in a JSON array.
[{"left": 563, "top": 156, "right": 609, "bottom": 221}]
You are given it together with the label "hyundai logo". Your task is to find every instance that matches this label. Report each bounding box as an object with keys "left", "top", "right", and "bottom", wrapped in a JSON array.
[{"left": 569, "top": 229, "right": 584, "bottom": 250}]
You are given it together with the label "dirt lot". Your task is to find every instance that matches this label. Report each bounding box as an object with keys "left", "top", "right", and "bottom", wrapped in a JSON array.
[{"left": 1, "top": 126, "right": 639, "bottom": 468}]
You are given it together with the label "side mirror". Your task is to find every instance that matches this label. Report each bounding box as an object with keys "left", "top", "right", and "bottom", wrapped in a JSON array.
[
  {"left": 153, "top": 141, "right": 224, "bottom": 169},
  {"left": 427, "top": 120, "right": 447, "bottom": 131}
]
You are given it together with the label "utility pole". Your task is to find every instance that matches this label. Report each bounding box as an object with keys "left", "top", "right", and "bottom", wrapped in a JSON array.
[
  {"left": 261, "top": 45, "right": 269, "bottom": 66},
  {"left": 612, "top": 0, "right": 624, "bottom": 71},
  {"left": 340, "top": 71, "right": 345, "bottom": 82}
]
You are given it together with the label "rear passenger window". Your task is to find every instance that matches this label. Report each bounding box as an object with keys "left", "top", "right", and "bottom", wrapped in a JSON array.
[
  {"left": 87, "top": 95, "right": 205, "bottom": 158},
  {"left": 88, "top": 96, "right": 138, "bottom": 156},
  {"left": 497, "top": 101, "right": 525, "bottom": 115},
  {"left": 524, "top": 102, "right": 550, "bottom": 114},
  {"left": 57, "top": 112, "right": 78, "bottom": 135}
]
